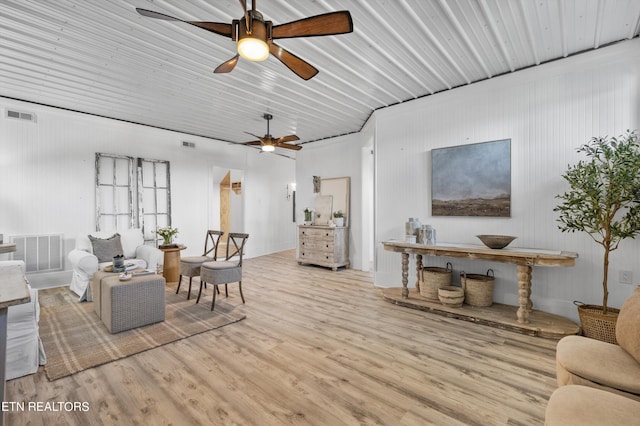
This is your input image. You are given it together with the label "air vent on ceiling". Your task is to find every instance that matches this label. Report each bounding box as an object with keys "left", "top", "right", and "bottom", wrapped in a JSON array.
[
  {"left": 182, "top": 141, "right": 196, "bottom": 148},
  {"left": 6, "top": 109, "right": 36, "bottom": 123}
]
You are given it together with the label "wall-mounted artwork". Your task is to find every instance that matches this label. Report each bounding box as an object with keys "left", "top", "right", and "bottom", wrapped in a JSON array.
[{"left": 431, "top": 139, "right": 511, "bottom": 217}]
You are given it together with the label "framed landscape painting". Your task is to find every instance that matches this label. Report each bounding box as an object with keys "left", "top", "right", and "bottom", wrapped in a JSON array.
[{"left": 431, "top": 139, "right": 511, "bottom": 217}]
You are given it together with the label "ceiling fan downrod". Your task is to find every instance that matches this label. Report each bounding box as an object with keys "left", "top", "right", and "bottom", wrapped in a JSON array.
[{"left": 264, "top": 113, "right": 273, "bottom": 137}]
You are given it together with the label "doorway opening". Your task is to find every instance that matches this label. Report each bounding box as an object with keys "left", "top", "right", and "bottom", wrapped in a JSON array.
[{"left": 213, "top": 168, "right": 244, "bottom": 254}]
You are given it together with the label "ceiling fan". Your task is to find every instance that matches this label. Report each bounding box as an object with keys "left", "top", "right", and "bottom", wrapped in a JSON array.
[
  {"left": 243, "top": 114, "right": 301, "bottom": 152},
  {"left": 136, "top": 0, "right": 353, "bottom": 80}
]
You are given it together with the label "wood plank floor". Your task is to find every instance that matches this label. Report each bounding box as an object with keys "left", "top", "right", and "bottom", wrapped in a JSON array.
[{"left": 6, "top": 250, "right": 559, "bottom": 425}]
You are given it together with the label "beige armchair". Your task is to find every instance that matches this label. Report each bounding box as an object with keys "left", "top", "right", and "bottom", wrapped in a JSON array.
[
  {"left": 555, "top": 286, "right": 640, "bottom": 401},
  {"left": 546, "top": 287, "right": 640, "bottom": 424},
  {"left": 545, "top": 385, "right": 640, "bottom": 425}
]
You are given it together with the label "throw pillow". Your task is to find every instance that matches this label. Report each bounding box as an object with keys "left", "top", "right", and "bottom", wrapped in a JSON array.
[
  {"left": 88, "top": 233, "right": 124, "bottom": 263},
  {"left": 616, "top": 287, "right": 640, "bottom": 364}
]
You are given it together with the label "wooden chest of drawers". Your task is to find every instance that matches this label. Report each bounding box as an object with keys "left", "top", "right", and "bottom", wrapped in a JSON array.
[{"left": 297, "top": 225, "right": 349, "bottom": 271}]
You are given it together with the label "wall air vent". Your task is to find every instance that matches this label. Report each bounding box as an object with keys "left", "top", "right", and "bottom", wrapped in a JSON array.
[
  {"left": 10, "top": 234, "right": 63, "bottom": 273},
  {"left": 182, "top": 141, "right": 196, "bottom": 148},
  {"left": 6, "top": 109, "right": 36, "bottom": 123}
]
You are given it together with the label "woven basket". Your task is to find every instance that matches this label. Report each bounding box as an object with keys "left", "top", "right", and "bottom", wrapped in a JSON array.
[
  {"left": 461, "top": 269, "right": 495, "bottom": 307},
  {"left": 438, "top": 286, "right": 464, "bottom": 308},
  {"left": 420, "top": 262, "right": 453, "bottom": 301},
  {"left": 576, "top": 303, "right": 620, "bottom": 345}
]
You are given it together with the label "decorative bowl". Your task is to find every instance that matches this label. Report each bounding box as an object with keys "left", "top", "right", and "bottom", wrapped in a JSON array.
[{"left": 476, "top": 235, "right": 517, "bottom": 249}]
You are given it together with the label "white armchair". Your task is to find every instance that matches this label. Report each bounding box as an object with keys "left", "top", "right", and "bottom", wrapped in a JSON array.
[
  {"left": 1, "top": 260, "right": 47, "bottom": 380},
  {"left": 68, "top": 228, "right": 163, "bottom": 301}
]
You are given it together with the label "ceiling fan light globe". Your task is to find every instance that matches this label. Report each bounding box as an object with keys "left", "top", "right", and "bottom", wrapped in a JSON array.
[
  {"left": 238, "top": 37, "right": 269, "bottom": 62},
  {"left": 261, "top": 144, "right": 275, "bottom": 152}
]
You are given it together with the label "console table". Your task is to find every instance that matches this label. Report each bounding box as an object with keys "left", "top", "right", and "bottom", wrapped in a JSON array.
[{"left": 383, "top": 240, "right": 579, "bottom": 338}]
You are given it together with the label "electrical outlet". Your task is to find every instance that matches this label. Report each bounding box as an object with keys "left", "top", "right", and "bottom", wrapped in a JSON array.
[{"left": 619, "top": 270, "right": 633, "bottom": 284}]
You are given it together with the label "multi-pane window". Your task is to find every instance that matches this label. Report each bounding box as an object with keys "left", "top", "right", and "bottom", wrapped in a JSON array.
[{"left": 95, "top": 153, "right": 171, "bottom": 246}]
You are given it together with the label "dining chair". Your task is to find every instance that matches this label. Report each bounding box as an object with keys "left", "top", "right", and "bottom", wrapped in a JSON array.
[
  {"left": 198, "top": 233, "right": 249, "bottom": 311},
  {"left": 177, "top": 230, "right": 224, "bottom": 300}
]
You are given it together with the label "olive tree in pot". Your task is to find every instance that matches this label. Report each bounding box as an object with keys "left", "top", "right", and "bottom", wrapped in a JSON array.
[{"left": 554, "top": 130, "right": 640, "bottom": 343}]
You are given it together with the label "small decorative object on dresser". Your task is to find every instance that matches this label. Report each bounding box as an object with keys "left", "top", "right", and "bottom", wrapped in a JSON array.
[
  {"left": 303, "top": 208, "right": 314, "bottom": 225},
  {"left": 333, "top": 210, "right": 344, "bottom": 227},
  {"left": 297, "top": 224, "right": 349, "bottom": 271}
]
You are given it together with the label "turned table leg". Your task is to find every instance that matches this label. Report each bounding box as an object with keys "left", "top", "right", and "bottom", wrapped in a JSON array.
[
  {"left": 401, "top": 252, "right": 409, "bottom": 299},
  {"left": 516, "top": 264, "right": 532, "bottom": 324},
  {"left": 415, "top": 254, "right": 422, "bottom": 293}
]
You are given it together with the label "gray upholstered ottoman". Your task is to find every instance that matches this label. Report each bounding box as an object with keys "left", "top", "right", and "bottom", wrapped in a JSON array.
[{"left": 92, "top": 272, "right": 165, "bottom": 333}]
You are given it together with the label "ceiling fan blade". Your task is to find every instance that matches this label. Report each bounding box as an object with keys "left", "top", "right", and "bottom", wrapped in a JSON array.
[
  {"left": 136, "top": 8, "right": 181, "bottom": 21},
  {"left": 136, "top": 8, "right": 232, "bottom": 37},
  {"left": 272, "top": 11, "right": 353, "bottom": 39},
  {"left": 269, "top": 42, "right": 318, "bottom": 80},
  {"left": 243, "top": 141, "right": 262, "bottom": 146},
  {"left": 214, "top": 55, "right": 240, "bottom": 73},
  {"left": 188, "top": 22, "right": 233, "bottom": 37},
  {"left": 277, "top": 135, "right": 300, "bottom": 143},
  {"left": 277, "top": 143, "right": 302, "bottom": 151}
]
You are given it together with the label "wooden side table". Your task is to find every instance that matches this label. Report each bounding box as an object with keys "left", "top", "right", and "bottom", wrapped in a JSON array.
[{"left": 159, "top": 246, "right": 186, "bottom": 283}]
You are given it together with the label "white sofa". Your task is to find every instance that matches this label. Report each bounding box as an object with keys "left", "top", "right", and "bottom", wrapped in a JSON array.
[
  {"left": 1, "top": 260, "right": 47, "bottom": 380},
  {"left": 68, "top": 228, "right": 163, "bottom": 301}
]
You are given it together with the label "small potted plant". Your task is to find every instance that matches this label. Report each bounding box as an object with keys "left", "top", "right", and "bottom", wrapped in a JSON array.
[
  {"left": 333, "top": 210, "right": 345, "bottom": 227},
  {"left": 554, "top": 130, "right": 640, "bottom": 343},
  {"left": 156, "top": 226, "right": 179, "bottom": 248},
  {"left": 303, "top": 208, "right": 314, "bottom": 225}
]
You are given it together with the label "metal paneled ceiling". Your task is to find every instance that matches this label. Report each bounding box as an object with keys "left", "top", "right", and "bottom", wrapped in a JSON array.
[{"left": 1, "top": 0, "right": 639, "bottom": 150}]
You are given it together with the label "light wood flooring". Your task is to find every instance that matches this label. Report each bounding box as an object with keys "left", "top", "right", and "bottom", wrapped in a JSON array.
[{"left": 6, "top": 250, "right": 559, "bottom": 425}]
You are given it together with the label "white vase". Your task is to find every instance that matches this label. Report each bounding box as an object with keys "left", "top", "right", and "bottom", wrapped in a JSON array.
[{"left": 334, "top": 217, "right": 344, "bottom": 227}]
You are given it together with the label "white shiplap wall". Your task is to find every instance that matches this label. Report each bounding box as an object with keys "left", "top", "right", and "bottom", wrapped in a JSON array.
[
  {"left": 296, "top": 133, "right": 365, "bottom": 270},
  {"left": 0, "top": 99, "right": 296, "bottom": 285},
  {"left": 374, "top": 38, "right": 640, "bottom": 322}
]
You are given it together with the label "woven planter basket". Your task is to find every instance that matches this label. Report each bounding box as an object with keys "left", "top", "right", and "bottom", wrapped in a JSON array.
[
  {"left": 438, "top": 286, "right": 464, "bottom": 308},
  {"left": 420, "top": 262, "right": 453, "bottom": 301},
  {"left": 576, "top": 303, "right": 620, "bottom": 345},
  {"left": 461, "top": 269, "right": 495, "bottom": 307}
]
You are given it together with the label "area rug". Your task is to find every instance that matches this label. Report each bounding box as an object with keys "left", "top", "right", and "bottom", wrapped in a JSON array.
[{"left": 38, "top": 285, "right": 246, "bottom": 381}]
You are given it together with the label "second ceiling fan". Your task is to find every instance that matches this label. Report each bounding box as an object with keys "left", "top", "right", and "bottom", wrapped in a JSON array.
[
  {"left": 136, "top": 0, "right": 353, "bottom": 80},
  {"left": 243, "top": 114, "right": 301, "bottom": 152}
]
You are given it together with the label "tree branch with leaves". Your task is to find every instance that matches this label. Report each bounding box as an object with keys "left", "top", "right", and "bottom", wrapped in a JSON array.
[{"left": 555, "top": 130, "right": 640, "bottom": 313}]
